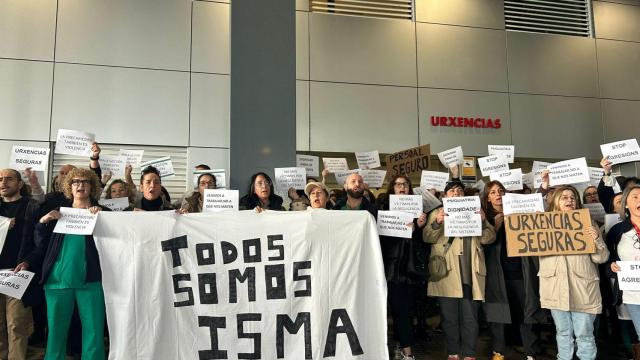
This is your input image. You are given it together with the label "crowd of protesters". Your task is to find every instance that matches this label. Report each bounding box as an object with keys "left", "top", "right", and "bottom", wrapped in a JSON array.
[{"left": 1, "top": 141, "right": 640, "bottom": 360}]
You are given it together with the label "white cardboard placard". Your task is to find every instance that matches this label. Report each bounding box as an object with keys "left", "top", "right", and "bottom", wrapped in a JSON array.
[
  {"left": 54, "top": 129, "right": 95, "bottom": 156},
  {"left": 358, "top": 169, "right": 386, "bottom": 188},
  {"left": 203, "top": 190, "right": 239, "bottom": 213},
  {"left": 377, "top": 211, "right": 413, "bottom": 238},
  {"left": 140, "top": 157, "right": 174, "bottom": 178},
  {"left": 389, "top": 195, "right": 423, "bottom": 218},
  {"left": 98, "top": 197, "right": 130, "bottom": 211},
  {"left": 437, "top": 146, "right": 464, "bottom": 167},
  {"left": 420, "top": 171, "right": 449, "bottom": 192},
  {"left": 355, "top": 150, "right": 381, "bottom": 170},
  {"left": 296, "top": 155, "right": 319, "bottom": 177},
  {"left": 478, "top": 155, "right": 509, "bottom": 177},
  {"left": 489, "top": 168, "right": 523, "bottom": 191},
  {"left": 443, "top": 196, "right": 482, "bottom": 237},
  {"left": 532, "top": 161, "right": 552, "bottom": 189},
  {"left": 99, "top": 155, "right": 127, "bottom": 177},
  {"left": 53, "top": 207, "right": 98, "bottom": 235},
  {"left": 600, "top": 139, "right": 640, "bottom": 165},
  {"left": 118, "top": 149, "right": 144, "bottom": 167},
  {"left": 334, "top": 169, "right": 359, "bottom": 185},
  {"left": 274, "top": 167, "right": 307, "bottom": 194},
  {"left": 502, "top": 193, "right": 545, "bottom": 216},
  {"left": 9, "top": 146, "right": 50, "bottom": 171},
  {"left": 488, "top": 145, "right": 515, "bottom": 163},
  {"left": 322, "top": 158, "right": 349, "bottom": 172},
  {"left": 548, "top": 157, "right": 590, "bottom": 186},
  {"left": 618, "top": 261, "right": 640, "bottom": 291},
  {"left": 0, "top": 270, "right": 35, "bottom": 300}
]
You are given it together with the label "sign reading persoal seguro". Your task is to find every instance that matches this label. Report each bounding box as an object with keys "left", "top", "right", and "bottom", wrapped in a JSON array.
[
  {"left": 420, "top": 171, "right": 449, "bottom": 192},
  {"left": 377, "top": 211, "right": 413, "bottom": 238},
  {"left": 477, "top": 155, "right": 509, "bottom": 177},
  {"left": 489, "top": 168, "right": 523, "bottom": 191},
  {"left": 548, "top": 157, "right": 590, "bottom": 186},
  {"left": 295, "top": 155, "right": 319, "bottom": 177},
  {"left": 443, "top": 196, "right": 482, "bottom": 237},
  {"left": 53, "top": 207, "right": 98, "bottom": 235},
  {"left": 54, "top": 129, "right": 95, "bottom": 156},
  {"left": 203, "top": 189, "right": 239, "bottom": 212},
  {"left": 502, "top": 193, "right": 545, "bottom": 216},
  {"left": 386, "top": 144, "right": 431, "bottom": 177},
  {"left": 600, "top": 139, "right": 640, "bottom": 165},
  {"left": 389, "top": 195, "right": 423, "bottom": 218},
  {"left": 488, "top": 145, "right": 515, "bottom": 163},
  {"left": 9, "top": 146, "right": 50, "bottom": 171},
  {"left": 437, "top": 146, "right": 464, "bottom": 168},
  {"left": 355, "top": 150, "right": 381, "bottom": 170}
]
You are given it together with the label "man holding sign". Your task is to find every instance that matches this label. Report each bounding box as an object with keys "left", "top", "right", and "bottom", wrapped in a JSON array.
[{"left": 423, "top": 179, "right": 495, "bottom": 360}]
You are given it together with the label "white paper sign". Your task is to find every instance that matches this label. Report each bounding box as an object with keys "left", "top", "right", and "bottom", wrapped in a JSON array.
[
  {"left": 389, "top": 195, "right": 423, "bottom": 218},
  {"left": 54, "top": 129, "right": 95, "bottom": 156},
  {"left": 583, "top": 203, "right": 606, "bottom": 224},
  {"left": 618, "top": 261, "right": 640, "bottom": 291},
  {"left": 443, "top": 196, "right": 482, "bottom": 237},
  {"left": 600, "top": 139, "right": 640, "bottom": 165},
  {"left": 358, "top": 169, "right": 386, "bottom": 188},
  {"left": 9, "top": 146, "right": 50, "bottom": 171},
  {"left": 502, "top": 193, "right": 545, "bottom": 216},
  {"left": 203, "top": 189, "right": 239, "bottom": 212},
  {"left": 98, "top": 197, "right": 130, "bottom": 211},
  {"left": 140, "top": 157, "right": 174, "bottom": 178},
  {"left": 296, "top": 155, "right": 319, "bottom": 177},
  {"left": 118, "top": 149, "right": 144, "bottom": 167},
  {"left": 420, "top": 171, "right": 449, "bottom": 192},
  {"left": 99, "top": 155, "right": 127, "bottom": 177},
  {"left": 490, "top": 168, "right": 523, "bottom": 191},
  {"left": 437, "top": 146, "right": 464, "bottom": 167},
  {"left": 377, "top": 211, "right": 413, "bottom": 238},
  {"left": 605, "top": 213, "right": 623, "bottom": 233},
  {"left": 0, "top": 217, "right": 9, "bottom": 254},
  {"left": 488, "top": 145, "right": 515, "bottom": 163},
  {"left": 274, "top": 167, "right": 307, "bottom": 195},
  {"left": 532, "top": 161, "right": 552, "bottom": 188},
  {"left": 322, "top": 157, "right": 349, "bottom": 172},
  {"left": 588, "top": 167, "right": 603, "bottom": 186},
  {"left": 548, "top": 157, "right": 590, "bottom": 186},
  {"left": 523, "top": 172, "right": 534, "bottom": 189},
  {"left": 53, "top": 207, "right": 98, "bottom": 235},
  {"left": 478, "top": 155, "right": 510, "bottom": 177},
  {"left": 0, "top": 270, "right": 35, "bottom": 300},
  {"left": 334, "top": 169, "right": 359, "bottom": 185},
  {"left": 193, "top": 169, "right": 226, "bottom": 189},
  {"left": 355, "top": 150, "right": 381, "bottom": 170},
  {"left": 414, "top": 187, "right": 442, "bottom": 213}
]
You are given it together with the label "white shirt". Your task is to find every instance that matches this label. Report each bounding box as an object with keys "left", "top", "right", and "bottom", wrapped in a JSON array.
[{"left": 618, "top": 228, "right": 640, "bottom": 304}]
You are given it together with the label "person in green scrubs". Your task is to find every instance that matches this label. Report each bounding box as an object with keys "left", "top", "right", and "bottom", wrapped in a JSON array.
[{"left": 16, "top": 168, "right": 109, "bottom": 360}]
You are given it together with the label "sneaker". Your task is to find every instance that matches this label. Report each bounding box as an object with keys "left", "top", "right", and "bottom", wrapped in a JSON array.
[
  {"left": 492, "top": 352, "right": 505, "bottom": 360},
  {"left": 447, "top": 355, "right": 459, "bottom": 360}
]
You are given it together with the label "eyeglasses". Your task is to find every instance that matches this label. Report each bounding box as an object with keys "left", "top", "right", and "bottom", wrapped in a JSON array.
[
  {"left": 393, "top": 182, "right": 409, "bottom": 188},
  {"left": 255, "top": 181, "right": 271, "bottom": 187},
  {"left": 70, "top": 179, "right": 91, "bottom": 187}
]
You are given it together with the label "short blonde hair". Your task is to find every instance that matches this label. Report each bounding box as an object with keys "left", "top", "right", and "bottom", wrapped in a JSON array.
[{"left": 62, "top": 168, "right": 101, "bottom": 200}]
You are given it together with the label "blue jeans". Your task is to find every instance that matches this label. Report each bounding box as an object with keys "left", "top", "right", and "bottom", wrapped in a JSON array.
[
  {"left": 626, "top": 304, "right": 640, "bottom": 341},
  {"left": 550, "top": 310, "right": 597, "bottom": 360}
]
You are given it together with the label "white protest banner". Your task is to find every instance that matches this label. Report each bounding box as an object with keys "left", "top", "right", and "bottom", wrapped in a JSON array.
[
  {"left": 443, "top": 196, "right": 482, "bottom": 237},
  {"left": 377, "top": 211, "right": 413, "bottom": 238},
  {"left": 532, "top": 161, "right": 551, "bottom": 188},
  {"left": 9, "top": 146, "right": 50, "bottom": 171},
  {"left": 334, "top": 169, "right": 359, "bottom": 185},
  {"left": 488, "top": 145, "right": 515, "bottom": 163},
  {"left": 548, "top": 157, "right": 590, "bottom": 186},
  {"left": 99, "top": 155, "right": 127, "bottom": 177},
  {"left": 193, "top": 169, "right": 226, "bottom": 189},
  {"left": 203, "top": 189, "right": 239, "bottom": 212},
  {"left": 53, "top": 207, "right": 98, "bottom": 235},
  {"left": 605, "top": 213, "right": 623, "bottom": 233},
  {"left": 54, "top": 129, "right": 95, "bottom": 156},
  {"left": 296, "top": 155, "right": 319, "bottom": 177},
  {"left": 0, "top": 271, "right": 35, "bottom": 300},
  {"left": 477, "top": 155, "right": 509, "bottom": 177},
  {"left": 98, "top": 197, "right": 130, "bottom": 211},
  {"left": 589, "top": 167, "right": 604, "bottom": 186},
  {"left": 389, "top": 195, "right": 423, "bottom": 218},
  {"left": 600, "top": 139, "right": 640, "bottom": 165},
  {"left": 583, "top": 203, "right": 606, "bottom": 224},
  {"left": 414, "top": 187, "right": 442, "bottom": 213},
  {"left": 420, "top": 171, "right": 449, "bottom": 192},
  {"left": 93, "top": 211, "right": 389, "bottom": 360},
  {"left": 0, "top": 217, "right": 9, "bottom": 254},
  {"left": 522, "top": 172, "right": 534, "bottom": 189},
  {"left": 502, "top": 193, "right": 545, "bottom": 216},
  {"left": 274, "top": 167, "right": 307, "bottom": 195},
  {"left": 437, "top": 146, "right": 464, "bottom": 167},
  {"left": 618, "top": 261, "right": 640, "bottom": 291},
  {"left": 118, "top": 149, "right": 144, "bottom": 167},
  {"left": 322, "top": 157, "right": 349, "bottom": 172},
  {"left": 490, "top": 168, "right": 523, "bottom": 191},
  {"left": 358, "top": 169, "right": 386, "bottom": 188},
  {"left": 140, "top": 156, "right": 174, "bottom": 178},
  {"left": 355, "top": 150, "right": 381, "bottom": 170}
]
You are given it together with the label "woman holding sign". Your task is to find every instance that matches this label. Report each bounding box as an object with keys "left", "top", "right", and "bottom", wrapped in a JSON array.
[
  {"left": 16, "top": 168, "right": 109, "bottom": 360},
  {"left": 608, "top": 185, "right": 640, "bottom": 360},
  {"left": 481, "top": 181, "right": 545, "bottom": 360},
  {"left": 181, "top": 173, "right": 217, "bottom": 213},
  {"left": 538, "top": 186, "right": 609, "bottom": 360},
  {"left": 380, "top": 175, "right": 428, "bottom": 360},
  {"left": 239, "top": 172, "right": 284, "bottom": 211}
]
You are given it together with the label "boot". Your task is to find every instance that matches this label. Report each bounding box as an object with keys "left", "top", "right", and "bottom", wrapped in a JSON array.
[{"left": 632, "top": 343, "right": 640, "bottom": 360}]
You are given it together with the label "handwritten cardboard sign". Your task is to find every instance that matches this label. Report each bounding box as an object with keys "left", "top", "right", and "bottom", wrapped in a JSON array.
[
  {"left": 548, "top": 157, "right": 590, "bottom": 186},
  {"left": 296, "top": 155, "right": 319, "bottom": 177},
  {"left": 377, "top": 211, "right": 413, "bottom": 238},
  {"left": 98, "top": 197, "right": 130, "bottom": 211},
  {"left": 9, "top": 146, "right": 50, "bottom": 171},
  {"left": 443, "top": 196, "right": 482, "bottom": 237},
  {"left": 387, "top": 144, "right": 430, "bottom": 177},
  {"left": 488, "top": 145, "right": 515, "bottom": 163},
  {"left": 490, "top": 168, "right": 523, "bottom": 191},
  {"left": 54, "top": 129, "right": 95, "bottom": 156},
  {"left": 355, "top": 150, "right": 381, "bottom": 170},
  {"left": 600, "top": 139, "right": 640, "bottom": 165},
  {"left": 53, "top": 207, "right": 98, "bottom": 235},
  {"left": 420, "top": 171, "right": 449, "bottom": 192},
  {"left": 0, "top": 271, "right": 35, "bottom": 300},
  {"left": 437, "top": 146, "right": 463, "bottom": 168},
  {"left": 505, "top": 209, "right": 594, "bottom": 257}
]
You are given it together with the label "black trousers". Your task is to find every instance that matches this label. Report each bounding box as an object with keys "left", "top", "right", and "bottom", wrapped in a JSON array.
[
  {"left": 388, "top": 282, "right": 416, "bottom": 348},
  {"left": 489, "top": 279, "right": 541, "bottom": 356},
  {"left": 438, "top": 285, "right": 480, "bottom": 357}
]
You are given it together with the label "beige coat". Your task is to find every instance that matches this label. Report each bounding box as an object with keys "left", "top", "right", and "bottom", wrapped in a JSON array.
[
  {"left": 538, "top": 224, "right": 609, "bottom": 314},
  {"left": 423, "top": 210, "right": 496, "bottom": 301}
]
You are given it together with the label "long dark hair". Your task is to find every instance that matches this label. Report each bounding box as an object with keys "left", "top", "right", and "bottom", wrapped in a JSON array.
[
  {"left": 481, "top": 180, "right": 506, "bottom": 222},
  {"left": 382, "top": 175, "right": 413, "bottom": 208},
  {"left": 244, "top": 172, "right": 280, "bottom": 208}
]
